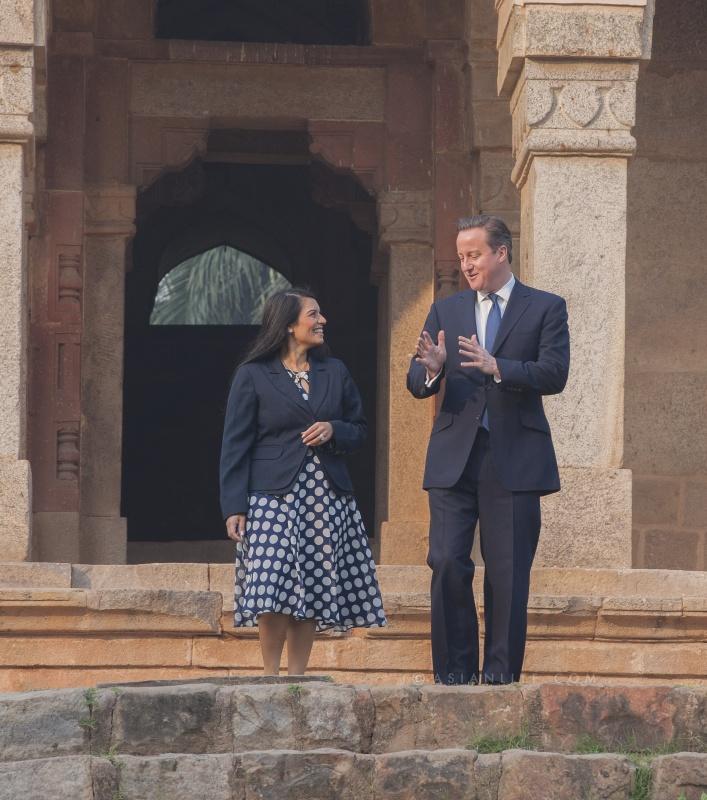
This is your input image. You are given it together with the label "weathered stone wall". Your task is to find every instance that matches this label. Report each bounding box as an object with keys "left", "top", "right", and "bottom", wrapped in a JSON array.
[{"left": 626, "top": 0, "right": 707, "bottom": 569}]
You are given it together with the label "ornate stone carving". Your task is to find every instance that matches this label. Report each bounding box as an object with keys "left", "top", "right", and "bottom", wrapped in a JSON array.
[
  {"left": 56, "top": 428, "right": 80, "bottom": 481},
  {"left": 84, "top": 185, "right": 136, "bottom": 236},
  {"left": 58, "top": 251, "right": 82, "bottom": 307},
  {"left": 509, "top": 62, "right": 640, "bottom": 186},
  {"left": 377, "top": 191, "right": 433, "bottom": 247},
  {"left": 436, "top": 260, "right": 460, "bottom": 299}
]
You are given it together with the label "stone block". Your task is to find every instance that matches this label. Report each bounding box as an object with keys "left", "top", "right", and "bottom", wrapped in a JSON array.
[
  {"left": 536, "top": 468, "right": 632, "bottom": 568},
  {"left": 0, "top": 687, "right": 89, "bottom": 762},
  {"left": 45, "top": 55, "right": 85, "bottom": 190},
  {"left": 641, "top": 530, "right": 703, "bottom": 571},
  {"left": 0, "top": 561, "right": 71, "bottom": 588},
  {"left": 131, "top": 62, "right": 386, "bottom": 122},
  {"left": 118, "top": 754, "right": 236, "bottom": 800},
  {"left": 0, "top": 756, "right": 117, "bottom": 800},
  {"left": 84, "top": 58, "right": 129, "bottom": 183},
  {"left": 369, "top": 686, "right": 424, "bottom": 752},
  {"left": 110, "top": 684, "right": 233, "bottom": 755},
  {"left": 626, "top": 373, "right": 707, "bottom": 476},
  {"left": 229, "top": 683, "right": 371, "bottom": 753},
  {"left": 96, "top": 0, "right": 153, "bottom": 39},
  {"left": 0, "top": 635, "right": 193, "bottom": 667},
  {"left": 373, "top": 749, "right": 478, "bottom": 799},
  {"left": 72, "top": 563, "right": 210, "bottom": 590},
  {"left": 236, "top": 749, "right": 374, "bottom": 800},
  {"left": 684, "top": 482, "right": 707, "bottom": 530},
  {"left": 475, "top": 753, "right": 503, "bottom": 800},
  {"left": 417, "top": 685, "right": 527, "bottom": 749},
  {"left": 84, "top": 589, "right": 222, "bottom": 631},
  {"left": 369, "top": 0, "right": 426, "bottom": 45},
  {"left": 651, "top": 753, "right": 707, "bottom": 799},
  {"left": 533, "top": 684, "right": 701, "bottom": 752},
  {"left": 0, "top": 458, "right": 31, "bottom": 561},
  {"left": 632, "top": 476, "right": 681, "bottom": 526},
  {"left": 52, "top": 0, "right": 95, "bottom": 33},
  {"left": 33, "top": 512, "right": 81, "bottom": 563},
  {"left": 0, "top": 0, "right": 34, "bottom": 45},
  {"left": 497, "top": 751, "right": 633, "bottom": 800},
  {"left": 208, "top": 563, "right": 236, "bottom": 594}
]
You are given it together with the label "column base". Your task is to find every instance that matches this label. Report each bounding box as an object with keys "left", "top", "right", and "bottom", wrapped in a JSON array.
[
  {"left": 80, "top": 515, "right": 127, "bottom": 564},
  {"left": 0, "top": 457, "right": 32, "bottom": 561},
  {"left": 537, "top": 467, "right": 632, "bottom": 568},
  {"left": 34, "top": 511, "right": 80, "bottom": 563}
]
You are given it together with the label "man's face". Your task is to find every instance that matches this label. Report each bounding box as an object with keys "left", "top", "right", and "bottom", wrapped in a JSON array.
[{"left": 457, "top": 227, "right": 509, "bottom": 293}]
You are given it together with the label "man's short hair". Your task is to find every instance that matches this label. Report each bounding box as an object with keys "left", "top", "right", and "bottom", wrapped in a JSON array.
[{"left": 457, "top": 215, "right": 513, "bottom": 264}]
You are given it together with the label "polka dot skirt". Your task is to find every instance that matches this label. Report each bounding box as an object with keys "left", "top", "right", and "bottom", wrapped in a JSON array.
[{"left": 234, "top": 451, "right": 388, "bottom": 632}]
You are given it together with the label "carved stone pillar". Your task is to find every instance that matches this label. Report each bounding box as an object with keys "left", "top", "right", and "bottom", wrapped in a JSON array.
[
  {"left": 495, "top": 0, "right": 654, "bottom": 567},
  {"left": 0, "top": 10, "right": 36, "bottom": 560},
  {"left": 79, "top": 185, "right": 136, "bottom": 563},
  {"left": 376, "top": 191, "right": 435, "bottom": 563}
]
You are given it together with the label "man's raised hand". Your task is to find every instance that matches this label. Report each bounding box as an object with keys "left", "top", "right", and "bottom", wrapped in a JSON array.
[{"left": 415, "top": 330, "right": 446, "bottom": 379}]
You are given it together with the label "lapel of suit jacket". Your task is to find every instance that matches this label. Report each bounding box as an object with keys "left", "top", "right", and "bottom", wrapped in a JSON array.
[
  {"left": 307, "top": 360, "right": 330, "bottom": 416},
  {"left": 263, "top": 357, "right": 313, "bottom": 417},
  {"left": 458, "top": 289, "right": 478, "bottom": 340},
  {"left": 490, "top": 279, "right": 532, "bottom": 356}
]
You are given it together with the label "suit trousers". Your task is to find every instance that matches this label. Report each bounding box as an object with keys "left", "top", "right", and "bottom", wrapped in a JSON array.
[{"left": 427, "top": 428, "right": 541, "bottom": 685}]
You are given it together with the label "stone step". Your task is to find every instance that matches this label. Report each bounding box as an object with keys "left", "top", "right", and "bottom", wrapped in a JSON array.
[
  {"left": 0, "top": 564, "right": 705, "bottom": 690},
  {"left": 0, "top": 749, "right": 705, "bottom": 799},
  {"left": 0, "top": 681, "right": 704, "bottom": 762},
  {"left": 2, "top": 562, "right": 707, "bottom": 599}
]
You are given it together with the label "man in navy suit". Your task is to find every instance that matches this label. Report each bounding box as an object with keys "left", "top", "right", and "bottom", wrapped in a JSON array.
[{"left": 407, "top": 215, "right": 570, "bottom": 685}]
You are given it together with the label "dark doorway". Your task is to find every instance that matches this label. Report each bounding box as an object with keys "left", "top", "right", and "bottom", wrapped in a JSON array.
[
  {"left": 155, "top": 0, "right": 370, "bottom": 45},
  {"left": 122, "top": 153, "right": 378, "bottom": 558}
]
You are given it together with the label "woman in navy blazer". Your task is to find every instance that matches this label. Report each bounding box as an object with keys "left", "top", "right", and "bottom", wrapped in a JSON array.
[{"left": 220, "top": 288, "right": 386, "bottom": 676}]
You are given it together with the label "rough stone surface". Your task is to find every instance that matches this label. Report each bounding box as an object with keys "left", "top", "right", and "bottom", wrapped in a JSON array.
[
  {"left": 0, "top": 688, "right": 89, "bottom": 762},
  {"left": 651, "top": 753, "right": 707, "bottom": 799},
  {"left": 130, "top": 63, "right": 386, "bottom": 122},
  {"left": 110, "top": 684, "right": 233, "bottom": 755},
  {"left": 0, "top": 561, "right": 71, "bottom": 588},
  {"left": 230, "top": 683, "right": 372, "bottom": 752},
  {"left": 373, "top": 749, "right": 478, "bottom": 799},
  {"left": 236, "top": 749, "right": 374, "bottom": 800},
  {"left": 537, "top": 468, "right": 632, "bottom": 568},
  {"left": 72, "top": 563, "right": 210, "bottom": 590},
  {"left": 0, "top": 756, "right": 117, "bottom": 800},
  {"left": 497, "top": 750, "right": 634, "bottom": 800},
  {"left": 118, "top": 754, "right": 236, "bottom": 800}
]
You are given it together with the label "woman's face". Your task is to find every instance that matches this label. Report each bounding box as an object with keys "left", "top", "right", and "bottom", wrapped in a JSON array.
[{"left": 290, "top": 297, "right": 327, "bottom": 349}]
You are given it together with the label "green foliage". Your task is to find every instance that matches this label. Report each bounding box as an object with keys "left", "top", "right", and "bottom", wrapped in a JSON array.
[
  {"left": 630, "top": 764, "right": 652, "bottom": 800},
  {"left": 467, "top": 727, "right": 535, "bottom": 754},
  {"left": 83, "top": 687, "right": 98, "bottom": 710},
  {"left": 287, "top": 684, "right": 303, "bottom": 699},
  {"left": 150, "top": 245, "right": 291, "bottom": 326}
]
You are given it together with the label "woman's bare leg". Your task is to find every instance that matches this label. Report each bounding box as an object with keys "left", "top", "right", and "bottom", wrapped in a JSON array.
[
  {"left": 286, "top": 618, "right": 317, "bottom": 675},
  {"left": 258, "top": 612, "right": 290, "bottom": 675}
]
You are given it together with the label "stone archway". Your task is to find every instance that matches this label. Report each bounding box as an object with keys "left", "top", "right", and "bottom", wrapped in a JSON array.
[{"left": 123, "top": 150, "right": 380, "bottom": 562}]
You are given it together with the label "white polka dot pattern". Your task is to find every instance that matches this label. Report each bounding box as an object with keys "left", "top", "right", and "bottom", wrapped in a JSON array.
[{"left": 234, "top": 452, "right": 387, "bottom": 632}]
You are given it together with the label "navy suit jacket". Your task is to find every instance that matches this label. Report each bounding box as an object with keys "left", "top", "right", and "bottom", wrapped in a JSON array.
[
  {"left": 219, "top": 356, "right": 366, "bottom": 519},
  {"left": 407, "top": 280, "right": 570, "bottom": 495}
]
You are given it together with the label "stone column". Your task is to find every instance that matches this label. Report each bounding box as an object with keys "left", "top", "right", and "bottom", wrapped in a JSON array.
[
  {"left": 494, "top": 0, "right": 654, "bottom": 567},
  {"left": 376, "top": 191, "right": 435, "bottom": 563},
  {"left": 0, "top": 5, "right": 36, "bottom": 560},
  {"left": 79, "top": 185, "right": 136, "bottom": 564}
]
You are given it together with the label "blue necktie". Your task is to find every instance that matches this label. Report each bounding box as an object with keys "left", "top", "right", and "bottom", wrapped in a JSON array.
[{"left": 481, "top": 293, "right": 501, "bottom": 430}]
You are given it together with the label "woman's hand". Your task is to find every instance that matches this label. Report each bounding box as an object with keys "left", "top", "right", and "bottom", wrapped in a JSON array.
[
  {"left": 226, "top": 514, "right": 246, "bottom": 542},
  {"left": 302, "top": 421, "right": 334, "bottom": 447}
]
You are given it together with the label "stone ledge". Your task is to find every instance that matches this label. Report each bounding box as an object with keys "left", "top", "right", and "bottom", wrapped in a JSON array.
[{"left": 0, "top": 588, "right": 221, "bottom": 633}]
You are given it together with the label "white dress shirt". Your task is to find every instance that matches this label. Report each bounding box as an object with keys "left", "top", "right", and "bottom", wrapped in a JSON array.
[{"left": 425, "top": 273, "right": 516, "bottom": 387}]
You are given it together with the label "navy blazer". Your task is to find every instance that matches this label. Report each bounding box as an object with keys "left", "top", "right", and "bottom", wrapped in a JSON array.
[
  {"left": 407, "top": 280, "right": 570, "bottom": 495},
  {"left": 219, "top": 356, "right": 366, "bottom": 519}
]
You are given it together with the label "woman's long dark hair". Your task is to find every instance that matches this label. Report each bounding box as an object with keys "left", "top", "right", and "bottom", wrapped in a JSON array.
[{"left": 238, "top": 287, "right": 329, "bottom": 368}]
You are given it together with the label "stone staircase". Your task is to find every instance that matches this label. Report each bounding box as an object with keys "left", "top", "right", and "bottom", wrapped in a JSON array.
[
  {"left": 0, "top": 679, "right": 704, "bottom": 799},
  {"left": 0, "top": 562, "right": 706, "bottom": 691}
]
